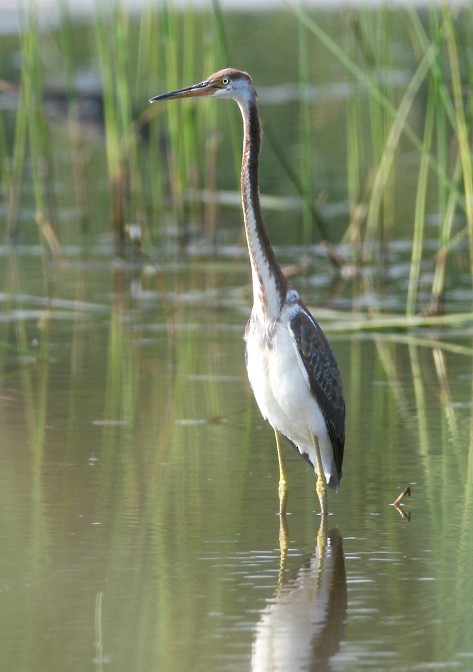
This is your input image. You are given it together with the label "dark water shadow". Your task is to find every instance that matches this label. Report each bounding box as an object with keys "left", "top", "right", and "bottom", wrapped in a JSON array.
[{"left": 251, "top": 523, "right": 347, "bottom": 671}]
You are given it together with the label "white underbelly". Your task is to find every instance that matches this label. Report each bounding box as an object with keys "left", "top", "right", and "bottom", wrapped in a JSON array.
[{"left": 245, "top": 319, "right": 333, "bottom": 478}]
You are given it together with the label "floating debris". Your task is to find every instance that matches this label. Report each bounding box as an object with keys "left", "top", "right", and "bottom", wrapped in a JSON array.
[{"left": 391, "top": 486, "right": 411, "bottom": 521}]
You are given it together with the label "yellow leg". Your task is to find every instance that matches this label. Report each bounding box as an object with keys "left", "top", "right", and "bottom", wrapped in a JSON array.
[
  {"left": 275, "top": 430, "right": 288, "bottom": 516},
  {"left": 312, "top": 435, "right": 328, "bottom": 516}
]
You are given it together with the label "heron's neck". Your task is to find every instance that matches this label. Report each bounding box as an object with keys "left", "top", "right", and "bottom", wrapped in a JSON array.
[{"left": 238, "top": 99, "right": 288, "bottom": 322}]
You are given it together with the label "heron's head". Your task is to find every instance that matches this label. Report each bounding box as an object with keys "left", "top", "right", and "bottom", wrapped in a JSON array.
[{"left": 149, "top": 68, "right": 256, "bottom": 106}]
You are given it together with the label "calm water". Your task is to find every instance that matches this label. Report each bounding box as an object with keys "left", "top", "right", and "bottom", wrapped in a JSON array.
[
  {"left": 2, "top": 5, "right": 473, "bottom": 671},
  {"left": 1, "top": 248, "right": 473, "bottom": 671}
]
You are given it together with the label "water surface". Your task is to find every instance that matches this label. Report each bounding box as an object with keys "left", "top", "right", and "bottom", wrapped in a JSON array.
[{"left": 1, "top": 247, "right": 473, "bottom": 671}]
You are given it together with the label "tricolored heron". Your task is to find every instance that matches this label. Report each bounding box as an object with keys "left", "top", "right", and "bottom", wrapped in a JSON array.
[{"left": 150, "top": 69, "right": 345, "bottom": 516}]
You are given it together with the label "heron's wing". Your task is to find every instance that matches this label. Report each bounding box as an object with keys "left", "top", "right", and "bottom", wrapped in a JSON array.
[{"left": 289, "top": 304, "right": 345, "bottom": 478}]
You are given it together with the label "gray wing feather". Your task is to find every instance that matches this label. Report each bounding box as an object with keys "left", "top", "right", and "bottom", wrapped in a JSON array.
[{"left": 289, "top": 303, "right": 345, "bottom": 481}]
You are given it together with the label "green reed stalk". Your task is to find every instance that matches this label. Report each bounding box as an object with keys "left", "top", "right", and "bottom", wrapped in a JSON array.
[
  {"left": 180, "top": 6, "right": 206, "bottom": 236},
  {"left": 430, "top": 155, "right": 463, "bottom": 313},
  {"left": 290, "top": 4, "right": 401, "bottom": 260},
  {"left": 0, "top": 85, "right": 12, "bottom": 227},
  {"left": 359, "top": 6, "right": 468, "bottom": 273},
  {"left": 426, "top": 9, "right": 451, "bottom": 315},
  {"left": 289, "top": 5, "right": 466, "bottom": 258},
  {"left": 58, "top": 0, "right": 90, "bottom": 231},
  {"left": 136, "top": 4, "right": 166, "bottom": 247},
  {"left": 427, "top": 8, "right": 449, "bottom": 221},
  {"left": 406, "top": 5, "right": 464, "bottom": 315},
  {"left": 211, "top": 0, "right": 241, "bottom": 180},
  {"left": 345, "top": 82, "right": 364, "bottom": 256},
  {"left": 209, "top": 0, "right": 241, "bottom": 241},
  {"left": 359, "top": 9, "right": 395, "bottom": 259},
  {"left": 298, "top": 17, "right": 313, "bottom": 245},
  {"left": 263, "top": 120, "right": 330, "bottom": 243},
  {"left": 4, "top": 84, "right": 27, "bottom": 240},
  {"left": 95, "top": 0, "right": 135, "bottom": 243},
  {"left": 363, "top": 52, "right": 430, "bottom": 261},
  {"left": 406, "top": 78, "right": 435, "bottom": 316},
  {"left": 158, "top": 2, "right": 193, "bottom": 238},
  {"left": 18, "top": 3, "right": 59, "bottom": 255},
  {"left": 442, "top": 5, "right": 473, "bottom": 284},
  {"left": 344, "top": 12, "right": 382, "bottom": 262},
  {"left": 153, "top": 4, "right": 224, "bottom": 244},
  {"left": 132, "top": 9, "right": 165, "bottom": 247},
  {"left": 359, "top": 6, "right": 447, "bottom": 264}
]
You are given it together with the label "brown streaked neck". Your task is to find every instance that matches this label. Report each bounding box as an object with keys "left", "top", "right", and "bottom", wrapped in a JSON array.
[{"left": 238, "top": 98, "right": 288, "bottom": 321}]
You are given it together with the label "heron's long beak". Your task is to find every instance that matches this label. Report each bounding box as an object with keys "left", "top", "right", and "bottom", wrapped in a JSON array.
[{"left": 149, "top": 80, "right": 217, "bottom": 104}]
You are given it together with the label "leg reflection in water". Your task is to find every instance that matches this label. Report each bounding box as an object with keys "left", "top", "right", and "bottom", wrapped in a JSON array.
[{"left": 252, "top": 518, "right": 347, "bottom": 671}]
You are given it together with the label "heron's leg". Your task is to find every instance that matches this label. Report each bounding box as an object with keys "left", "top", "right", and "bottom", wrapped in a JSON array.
[
  {"left": 311, "top": 435, "right": 328, "bottom": 516},
  {"left": 275, "top": 430, "right": 288, "bottom": 516}
]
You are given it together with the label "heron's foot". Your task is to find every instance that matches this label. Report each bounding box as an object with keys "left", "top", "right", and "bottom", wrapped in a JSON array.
[{"left": 316, "top": 474, "right": 328, "bottom": 516}]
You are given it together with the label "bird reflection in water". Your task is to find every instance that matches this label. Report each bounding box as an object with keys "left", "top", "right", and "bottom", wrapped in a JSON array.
[{"left": 251, "top": 520, "right": 347, "bottom": 671}]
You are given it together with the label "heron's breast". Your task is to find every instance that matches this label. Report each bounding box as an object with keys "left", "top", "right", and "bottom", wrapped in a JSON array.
[{"left": 245, "top": 320, "right": 314, "bottom": 427}]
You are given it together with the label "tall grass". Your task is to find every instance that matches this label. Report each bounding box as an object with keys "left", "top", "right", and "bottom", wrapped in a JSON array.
[
  {"left": 95, "top": 0, "right": 136, "bottom": 244},
  {"left": 2, "top": 2, "right": 473, "bottom": 319},
  {"left": 298, "top": 17, "right": 314, "bottom": 246},
  {"left": 4, "top": 4, "right": 59, "bottom": 255},
  {"left": 57, "top": 0, "right": 90, "bottom": 232},
  {"left": 291, "top": 2, "right": 472, "bottom": 315}
]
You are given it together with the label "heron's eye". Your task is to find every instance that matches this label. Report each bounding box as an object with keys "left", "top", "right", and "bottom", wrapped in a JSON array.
[{"left": 221, "top": 77, "right": 230, "bottom": 86}]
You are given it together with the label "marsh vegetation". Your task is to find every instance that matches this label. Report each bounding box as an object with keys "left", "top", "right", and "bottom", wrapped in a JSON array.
[{"left": 1, "top": 2, "right": 473, "bottom": 670}]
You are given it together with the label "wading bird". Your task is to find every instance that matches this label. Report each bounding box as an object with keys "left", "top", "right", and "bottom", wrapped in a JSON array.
[{"left": 150, "top": 69, "right": 345, "bottom": 516}]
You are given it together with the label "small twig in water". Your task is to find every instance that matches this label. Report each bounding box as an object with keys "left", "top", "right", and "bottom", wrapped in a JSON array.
[
  {"left": 391, "top": 486, "right": 412, "bottom": 521},
  {"left": 392, "top": 486, "right": 411, "bottom": 507}
]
